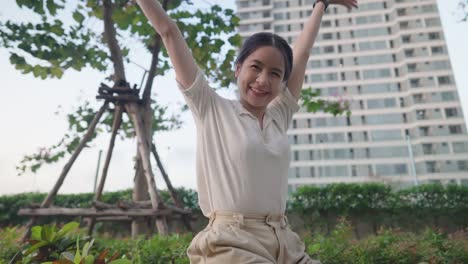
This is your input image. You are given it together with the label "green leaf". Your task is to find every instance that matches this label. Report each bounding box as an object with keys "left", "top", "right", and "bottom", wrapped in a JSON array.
[
  {"left": 41, "top": 224, "right": 54, "bottom": 242},
  {"left": 228, "top": 34, "right": 242, "bottom": 47},
  {"left": 82, "top": 239, "right": 94, "bottom": 258},
  {"left": 308, "top": 243, "right": 321, "bottom": 253},
  {"left": 51, "top": 66, "right": 64, "bottom": 78},
  {"left": 24, "top": 240, "right": 50, "bottom": 256},
  {"left": 74, "top": 238, "right": 82, "bottom": 263},
  {"left": 84, "top": 255, "right": 95, "bottom": 264},
  {"left": 31, "top": 226, "right": 42, "bottom": 240},
  {"left": 72, "top": 11, "right": 85, "bottom": 24},
  {"left": 57, "top": 222, "right": 79, "bottom": 239}
]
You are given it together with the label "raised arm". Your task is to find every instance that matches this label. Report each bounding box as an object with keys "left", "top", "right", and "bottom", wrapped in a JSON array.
[
  {"left": 287, "top": 0, "right": 358, "bottom": 100},
  {"left": 136, "top": 0, "right": 198, "bottom": 89}
]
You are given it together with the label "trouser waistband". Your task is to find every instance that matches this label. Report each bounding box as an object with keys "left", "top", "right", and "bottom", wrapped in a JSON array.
[{"left": 208, "top": 211, "right": 289, "bottom": 229}]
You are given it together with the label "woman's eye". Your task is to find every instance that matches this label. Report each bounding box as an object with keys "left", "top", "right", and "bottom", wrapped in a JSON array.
[{"left": 251, "top": 65, "right": 260, "bottom": 70}]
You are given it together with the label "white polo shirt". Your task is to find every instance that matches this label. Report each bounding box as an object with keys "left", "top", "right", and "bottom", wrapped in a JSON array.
[{"left": 179, "top": 69, "right": 300, "bottom": 217}]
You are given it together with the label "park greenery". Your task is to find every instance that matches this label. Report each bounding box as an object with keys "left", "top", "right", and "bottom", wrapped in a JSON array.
[{"left": 1, "top": 215, "right": 467, "bottom": 263}]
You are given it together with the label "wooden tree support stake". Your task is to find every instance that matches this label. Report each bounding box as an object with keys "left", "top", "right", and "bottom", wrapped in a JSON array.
[
  {"left": 152, "top": 143, "right": 193, "bottom": 232},
  {"left": 126, "top": 103, "right": 169, "bottom": 234},
  {"left": 21, "top": 102, "right": 109, "bottom": 241},
  {"left": 88, "top": 105, "right": 123, "bottom": 235}
]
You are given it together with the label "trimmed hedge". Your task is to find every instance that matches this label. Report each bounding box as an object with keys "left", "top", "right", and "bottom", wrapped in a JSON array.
[
  {"left": 0, "top": 187, "right": 198, "bottom": 227},
  {"left": 1, "top": 184, "right": 467, "bottom": 236},
  {"left": 288, "top": 183, "right": 468, "bottom": 236},
  {"left": 2, "top": 220, "right": 467, "bottom": 264},
  {"left": 289, "top": 183, "right": 468, "bottom": 212}
]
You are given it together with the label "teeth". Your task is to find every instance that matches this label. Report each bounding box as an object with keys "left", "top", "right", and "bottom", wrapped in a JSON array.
[{"left": 252, "top": 88, "right": 267, "bottom": 94}]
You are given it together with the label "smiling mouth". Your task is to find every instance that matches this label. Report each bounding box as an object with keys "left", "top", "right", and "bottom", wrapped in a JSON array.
[{"left": 250, "top": 87, "right": 269, "bottom": 97}]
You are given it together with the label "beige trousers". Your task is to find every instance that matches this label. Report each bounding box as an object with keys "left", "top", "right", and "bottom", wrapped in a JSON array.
[{"left": 187, "top": 211, "right": 321, "bottom": 264}]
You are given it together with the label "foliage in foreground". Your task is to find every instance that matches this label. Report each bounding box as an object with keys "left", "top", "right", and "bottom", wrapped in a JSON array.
[
  {"left": 1, "top": 220, "right": 467, "bottom": 264},
  {"left": 305, "top": 219, "right": 468, "bottom": 264},
  {"left": 3, "top": 222, "right": 131, "bottom": 264}
]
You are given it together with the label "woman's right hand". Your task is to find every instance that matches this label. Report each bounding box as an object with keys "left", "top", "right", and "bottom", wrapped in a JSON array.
[{"left": 136, "top": 0, "right": 198, "bottom": 90}]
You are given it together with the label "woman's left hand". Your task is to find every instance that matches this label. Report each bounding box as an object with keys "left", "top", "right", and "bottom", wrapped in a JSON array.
[{"left": 329, "top": 0, "right": 358, "bottom": 9}]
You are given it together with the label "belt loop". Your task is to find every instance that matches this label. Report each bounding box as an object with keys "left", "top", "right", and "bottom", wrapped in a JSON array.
[
  {"left": 265, "top": 214, "right": 272, "bottom": 224},
  {"left": 280, "top": 214, "right": 288, "bottom": 229},
  {"left": 233, "top": 213, "right": 245, "bottom": 228},
  {"left": 208, "top": 211, "right": 216, "bottom": 227}
]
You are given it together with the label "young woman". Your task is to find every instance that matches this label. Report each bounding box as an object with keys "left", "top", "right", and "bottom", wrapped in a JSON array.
[{"left": 137, "top": 0, "right": 358, "bottom": 263}]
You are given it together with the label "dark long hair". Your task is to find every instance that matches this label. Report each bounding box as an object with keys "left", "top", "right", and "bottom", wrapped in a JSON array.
[{"left": 235, "top": 32, "right": 293, "bottom": 81}]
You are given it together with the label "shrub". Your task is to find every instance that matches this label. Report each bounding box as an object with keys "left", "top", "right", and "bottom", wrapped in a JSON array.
[
  {"left": 305, "top": 219, "right": 468, "bottom": 264},
  {"left": 0, "top": 227, "right": 22, "bottom": 263}
]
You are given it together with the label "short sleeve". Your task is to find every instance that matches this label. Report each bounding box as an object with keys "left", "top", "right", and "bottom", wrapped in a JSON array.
[
  {"left": 268, "top": 87, "right": 300, "bottom": 132},
  {"left": 177, "top": 69, "right": 218, "bottom": 121}
]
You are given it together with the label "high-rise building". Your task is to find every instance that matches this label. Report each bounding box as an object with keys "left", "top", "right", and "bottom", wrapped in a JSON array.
[{"left": 236, "top": 0, "right": 468, "bottom": 190}]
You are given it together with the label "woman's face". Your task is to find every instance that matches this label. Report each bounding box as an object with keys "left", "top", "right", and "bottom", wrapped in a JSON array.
[{"left": 235, "top": 46, "right": 285, "bottom": 113}]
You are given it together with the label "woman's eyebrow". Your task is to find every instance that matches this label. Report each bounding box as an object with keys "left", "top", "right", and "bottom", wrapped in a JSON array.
[{"left": 252, "top": 59, "right": 283, "bottom": 74}]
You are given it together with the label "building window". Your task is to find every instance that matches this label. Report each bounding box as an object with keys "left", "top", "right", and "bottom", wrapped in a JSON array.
[
  {"left": 322, "top": 20, "right": 332, "bottom": 27},
  {"left": 445, "top": 108, "right": 458, "bottom": 118},
  {"left": 458, "top": 161, "right": 468, "bottom": 171},
  {"left": 397, "top": 8, "right": 406, "bottom": 16},
  {"left": 428, "top": 32, "right": 441, "bottom": 40},
  {"left": 407, "top": 63, "right": 417, "bottom": 72},
  {"left": 419, "top": 126, "right": 430, "bottom": 136},
  {"left": 449, "top": 125, "right": 463, "bottom": 135},
  {"left": 426, "top": 161, "right": 437, "bottom": 173},
  {"left": 324, "top": 46, "right": 335, "bottom": 53},
  {"left": 431, "top": 46, "right": 443, "bottom": 54},
  {"left": 422, "top": 144, "right": 433, "bottom": 155},
  {"left": 323, "top": 33, "right": 333, "bottom": 40},
  {"left": 442, "top": 91, "right": 455, "bottom": 101},
  {"left": 404, "top": 49, "right": 414, "bottom": 57},
  {"left": 416, "top": 110, "right": 427, "bottom": 120},
  {"left": 402, "top": 35, "right": 411, "bottom": 43},
  {"left": 410, "top": 78, "right": 420, "bottom": 88},
  {"left": 438, "top": 76, "right": 452, "bottom": 85}
]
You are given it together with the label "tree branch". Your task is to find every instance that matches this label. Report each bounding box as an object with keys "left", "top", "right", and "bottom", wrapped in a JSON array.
[
  {"left": 142, "top": 35, "right": 162, "bottom": 104},
  {"left": 103, "top": 0, "right": 126, "bottom": 82},
  {"left": 142, "top": 0, "right": 170, "bottom": 104}
]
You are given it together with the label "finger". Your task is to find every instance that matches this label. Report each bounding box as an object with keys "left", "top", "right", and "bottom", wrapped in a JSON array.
[{"left": 345, "top": 0, "right": 357, "bottom": 8}]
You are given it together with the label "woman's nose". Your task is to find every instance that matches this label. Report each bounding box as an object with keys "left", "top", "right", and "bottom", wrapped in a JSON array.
[{"left": 256, "top": 71, "right": 269, "bottom": 86}]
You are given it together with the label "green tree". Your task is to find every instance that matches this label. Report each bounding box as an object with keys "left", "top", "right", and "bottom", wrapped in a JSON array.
[
  {"left": 0, "top": 0, "right": 241, "bottom": 236},
  {"left": 1, "top": 0, "right": 350, "bottom": 237},
  {"left": 456, "top": 0, "right": 468, "bottom": 22}
]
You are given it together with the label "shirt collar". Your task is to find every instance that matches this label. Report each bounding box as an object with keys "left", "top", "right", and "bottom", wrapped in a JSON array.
[{"left": 231, "top": 100, "right": 274, "bottom": 128}]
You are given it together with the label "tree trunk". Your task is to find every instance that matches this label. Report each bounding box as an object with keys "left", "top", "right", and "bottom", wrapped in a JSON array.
[
  {"left": 132, "top": 152, "right": 151, "bottom": 238},
  {"left": 131, "top": 102, "right": 161, "bottom": 237}
]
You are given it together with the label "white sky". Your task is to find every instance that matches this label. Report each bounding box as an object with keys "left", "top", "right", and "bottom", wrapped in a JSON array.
[{"left": 1, "top": 0, "right": 467, "bottom": 195}]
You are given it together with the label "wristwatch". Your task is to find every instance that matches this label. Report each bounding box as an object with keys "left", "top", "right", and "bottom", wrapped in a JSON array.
[{"left": 313, "top": 0, "right": 329, "bottom": 11}]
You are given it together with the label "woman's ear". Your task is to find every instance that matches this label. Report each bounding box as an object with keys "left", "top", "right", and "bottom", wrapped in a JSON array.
[{"left": 235, "top": 63, "right": 241, "bottom": 78}]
